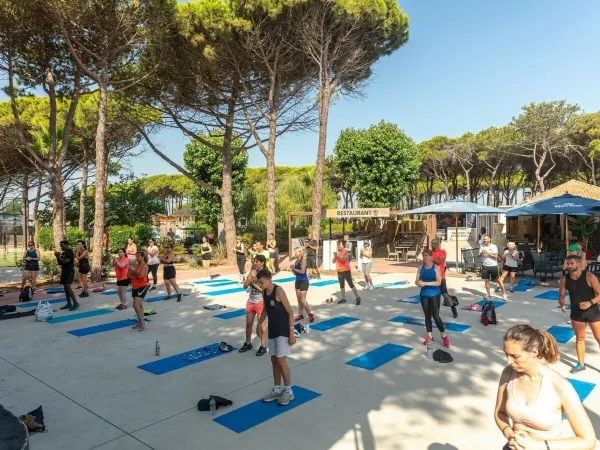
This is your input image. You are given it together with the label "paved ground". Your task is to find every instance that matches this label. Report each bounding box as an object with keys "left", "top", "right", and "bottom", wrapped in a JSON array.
[{"left": 1, "top": 270, "right": 600, "bottom": 450}]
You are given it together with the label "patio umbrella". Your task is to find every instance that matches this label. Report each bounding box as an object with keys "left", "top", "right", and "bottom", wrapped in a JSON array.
[
  {"left": 400, "top": 201, "right": 506, "bottom": 270},
  {"left": 506, "top": 194, "right": 596, "bottom": 249}
]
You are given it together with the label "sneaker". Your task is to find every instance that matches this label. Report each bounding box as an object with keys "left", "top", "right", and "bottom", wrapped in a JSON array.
[
  {"left": 567, "top": 319, "right": 572, "bottom": 324},
  {"left": 363, "top": 285, "right": 370, "bottom": 290},
  {"left": 177, "top": 293, "right": 183, "bottom": 302},
  {"left": 570, "top": 363, "right": 586, "bottom": 374},
  {"left": 60, "top": 304, "right": 72, "bottom": 310},
  {"left": 509, "top": 287, "right": 514, "bottom": 293},
  {"left": 356, "top": 297, "right": 361, "bottom": 305},
  {"left": 308, "top": 313, "right": 315, "bottom": 323},
  {"left": 165, "top": 295, "right": 173, "bottom": 300},
  {"left": 485, "top": 294, "right": 491, "bottom": 300},
  {"left": 79, "top": 292, "right": 89, "bottom": 298},
  {"left": 278, "top": 390, "right": 294, "bottom": 406},
  {"left": 262, "top": 388, "right": 283, "bottom": 403},
  {"left": 494, "top": 286, "right": 500, "bottom": 293},
  {"left": 423, "top": 336, "right": 434, "bottom": 345},
  {"left": 503, "top": 294, "right": 508, "bottom": 301},
  {"left": 116, "top": 304, "right": 127, "bottom": 310},
  {"left": 451, "top": 307, "right": 459, "bottom": 319},
  {"left": 132, "top": 323, "right": 141, "bottom": 329},
  {"left": 337, "top": 298, "right": 347, "bottom": 304},
  {"left": 442, "top": 335, "right": 450, "bottom": 348},
  {"left": 69, "top": 303, "right": 80, "bottom": 311},
  {"left": 369, "top": 285, "right": 374, "bottom": 291},
  {"left": 76, "top": 286, "right": 82, "bottom": 290},
  {"left": 294, "top": 315, "right": 304, "bottom": 322},
  {"left": 239, "top": 342, "right": 253, "bottom": 353},
  {"left": 256, "top": 346, "right": 267, "bottom": 356},
  {"left": 138, "top": 323, "right": 146, "bottom": 332},
  {"left": 150, "top": 286, "right": 156, "bottom": 291}
]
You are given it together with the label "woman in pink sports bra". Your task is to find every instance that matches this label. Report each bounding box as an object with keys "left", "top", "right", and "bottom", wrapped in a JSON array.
[{"left": 495, "top": 324, "right": 596, "bottom": 450}]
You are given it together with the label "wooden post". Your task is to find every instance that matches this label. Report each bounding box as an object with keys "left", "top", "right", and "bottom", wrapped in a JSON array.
[
  {"left": 455, "top": 214, "right": 459, "bottom": 272},
  {"left": 288, "top": 212, "right": 292, "bottom": 260},
  {"left": 537, "top": 215, "right": 541, "bottom": 252}
]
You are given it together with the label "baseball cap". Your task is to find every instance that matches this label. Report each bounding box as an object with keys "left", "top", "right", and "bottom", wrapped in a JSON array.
[
  {"left": 568, "top": 244, "right": 580, "bottom": 251},
  {"left": 431, "top": 238, "right": 440, "bottom": 244},
  {"left": 363, "top": 239, "right": 370, "bottom": 244}
]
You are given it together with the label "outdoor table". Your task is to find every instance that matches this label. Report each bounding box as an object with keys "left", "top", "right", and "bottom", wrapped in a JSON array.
[{"left": 395, "top": 245, "right": 411, "bottom": 262}]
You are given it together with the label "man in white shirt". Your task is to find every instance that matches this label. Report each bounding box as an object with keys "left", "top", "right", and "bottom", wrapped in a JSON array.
[{"left": 478, "top": 235, "right": 504, "bottom": 299}]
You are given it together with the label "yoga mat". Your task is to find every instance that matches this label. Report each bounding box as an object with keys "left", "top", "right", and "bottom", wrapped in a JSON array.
[
  {"left": 388, "top": 315, "right": 471, "bottom": 332},
  {"left": 214, "top": 386, "right": 321, "bottom": 433},
  {"left": 145, "top": 294, "right": 189, "bottom": 303},
  {"left": 310, "top": 316, "right": 359, "bottom": 331},
  {"left": 68, "top": 318, "right": 152, "bottom": 337},
  {"left": 463, "top": 299, "right": 506, "bottom": 311},
  {"left": 310, "top": 279, "right": 338, "bottom": 287},
  {"left": 194, "top": 278, "right": 235, "bottom": 284},
  {"left": 0, "top": 310, "right": 36, "bottom": 320},
  {"left": 556, "top": 304, "right": 571, "bottom": 310},
  {"left": 47, "top": 309, "right": 113, "bottom": 324},
  {"left": 16, "top": 298, "right": 67, "bottom": 308},
  {"left": 547, "top": 325, "right": 575, "bottom": 343},
  {"left": 45, "top": 288, "right": 64, "bottom": 294},
  {"left": 534, "top": 290, "right": 568, "bottom": 300},
  {"left": 397, "top": 296, "right": 420, "bottom": 304},
  {"left": 104, "top": 281, "right": 116, "bottom": 285},
  {"left": 371, "top": 281, "right": 409, "bottom": 290},
  {"left": 272, "top": 276, "right": 296, "bottom": 284},
  {"left": 346, "top": 343, "right": 413, "bottom": 370},
  {"left": 138, "top": 343, "right": 236, "bottom": 375},
  {"left": 567, "top": 378, "right": 596, "bottom": 403},
  {"left": 512, "top": 285, "right": 533, "bottom": 292},
  {"left": 193, "top": 280, "right": 237, "bottom": 286},
  {"left": 214, "top": 309, "right": 246, "bottom": 319},
  {"left": 102, "top": 288, "right": 132, "bottom": 295}
]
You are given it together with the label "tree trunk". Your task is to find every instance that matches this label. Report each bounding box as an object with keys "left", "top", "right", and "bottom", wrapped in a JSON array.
[
  {"left": 79, "top": 144, "right": 88, "bottom": 231},
  {"left": 49, "top": 169, "right": 66, "bottom": 249},
  {"left": 21, "top": 174, "right": 29, "bottom": 247},
  {"left": 220, "top": 99, "right": 238, "bottom": 264},
  {"left": 465, "top": 171, "right": 471, "bottom": 202},
  {"left": 591, "top": 159, "right": 596, "bottom": 186},
  {"left": 33, "top": 174, "right": 42, "bottom": 247},
  {"left": 265, "top": 123, "right": 277, "bottom": 239},
  {"left": 91, "top": 82, "right": 109, "bottom": 282},
  {"left": 310, "top": 88, "right": 331, "bottom": 237}
]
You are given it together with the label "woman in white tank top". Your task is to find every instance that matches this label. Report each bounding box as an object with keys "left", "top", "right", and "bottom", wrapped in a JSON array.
[{"left": 494, "top": 324, "right": 596, "bottom": 449}]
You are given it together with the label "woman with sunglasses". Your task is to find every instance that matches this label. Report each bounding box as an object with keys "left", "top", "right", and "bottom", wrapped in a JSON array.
[
  {"left": 22, "top": 241, "right": 40, "bottom": 293},
  {"left": 147, "top": 238, "right": 160, "bottom": 290},
  {"left": 360, "top": 240, "right": 374, "bottom": 290}
]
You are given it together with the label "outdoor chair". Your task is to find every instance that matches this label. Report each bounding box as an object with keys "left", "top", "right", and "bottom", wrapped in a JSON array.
[
  {"left": 587, "top": 261, "right": 600, "bottom": 278},
  {"left": 531, "top": 252, "right": 561, "bottom": 279},
  {"left": 518, "top": 253, "right": 535, "bottom": 275},
  {"left": 387, "top": 244, "right": 400, "bottom": 262},
  {"left": 462, "top": 249, "right": 482, "bottom": 274}
]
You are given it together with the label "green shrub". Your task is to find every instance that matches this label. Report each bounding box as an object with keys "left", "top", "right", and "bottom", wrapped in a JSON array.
[
  {"left": 186, "top": 222, "right": 211, "bottom": 238},
  {"left": 66, "top": 227, "right": 88, "bottom": 248},
  {"left": 38, "top": 227, "right": 54, "bottom": 251},
  {"left": 134, "top": 223, "right": 152, "bottom": 246},
  {"left": 40, "top": 256, "right": 61, "bottom": 282},
  {"left": 16, "top": 258, "right": 25, "bottom": 271},
  {"left": 107, "top": 225, "right": 135, "bottom": 253}
]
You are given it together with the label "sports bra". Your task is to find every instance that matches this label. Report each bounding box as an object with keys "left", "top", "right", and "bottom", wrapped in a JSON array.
[{"left": 505, "top": 368, "right": 563, "bottom": 439}]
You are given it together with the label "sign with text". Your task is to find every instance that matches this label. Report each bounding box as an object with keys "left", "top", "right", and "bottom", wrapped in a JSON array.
[
  {"left": 447, "top": 227, "right": 476, "bottom": 242},
  {"left": 324, "top": 208, "right": 390, "bottom": 219}
]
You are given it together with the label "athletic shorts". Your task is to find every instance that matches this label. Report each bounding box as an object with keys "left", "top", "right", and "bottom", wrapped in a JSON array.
[
  {"left": 269, "top": 251, "right": 277, "bottom": 258},
  {"left": 502, "top": 266, "right": 518, "bottom": 273},
  {"left": 78, "top": 266, "right": 90, "bottom": 275},
  {"left": 362, "top": 262, "right": 372, "bottom": 277},
  {"left": 24, "top": 265, "right": 39, "bottom": 272},
  {"left": 307, "top": 255, "right": 317, "bottom": 269},
  {"left": 246, "top": 300, "right": 264, "bottom": 315},
  {"left": 268, "top": 336, "right": 291, "bottom": 358},
  {"left": 337, "top": 270, "right": 354, "bottom": 289},
  {"left": 60, "top": 270, "right": 75, "bottom": 286},
  {"left": 295, "top": 280, "right": 309, "bottom": 291},
  {"left": 163, "top": 265, "right": 176, "bottom": 280},
  {"left": 202, "top": 254, "right": 211, "bottom": 261},
  {"left": 571, "top": 305, "right": 600, "bottom": 323},
  {"left": 481, "top": 266, "right": 499, "bottom": 280},
  {"left": 117, "top": 278, "right": 130, "bottom": 287},
  {"left": 132, "top": 285, "right": 150, "bottom": 299}
]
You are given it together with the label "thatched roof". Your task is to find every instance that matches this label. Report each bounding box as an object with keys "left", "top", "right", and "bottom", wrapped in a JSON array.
[{"left": 521, "top": 180, "right": 600, "bottom": 205}]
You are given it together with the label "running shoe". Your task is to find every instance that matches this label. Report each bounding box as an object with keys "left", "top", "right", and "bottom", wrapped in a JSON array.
[
  {"left": 116, "top": 304, "right": 127, "bottom": 310},
  {"left": 177, "top": 293, "right": 183, "bottom": 302},
  {"left": 278, "top": 390, "right": 295, "bottom": 406},
  {"left": 363, "top": 285, "right": 369, "bottom": 290},
  {"left": 165, "top": 295, "right": 173, "bottom": 300},
  {"left": 60, "top": 304, "right": 71, "bottom": 310},
  {"left": 150, "top": 286, "right": 156, "bottom": 291},
  {"left": 337, "top": 298, "right": 347, "bottom": 304},
  {"left": 570, "top": 363, "right": 586, "bottom": 374},
  {"left": 369, "top": 285, "right": 374, "bottom": 291},
  {"left": 239, "top": 342, "right": 253, "bottom": 353},
  {"left": 356, "top": 297, "right": 361, "bottom": 305},
  {"left": 485, "top": 294, "right": 491, "bottom": 299},
  {"left": 308, "top": 313, "right": 315, "bottom": 323},
  {"left": 509, "top": 287, "right": 514, "bottom": 293},
  {"left": 79, "top": 292, "right": 89, "bottom": 298},
  {"left": 262, "top": 389, "right": 283, "bottom": 403},
  {"left": 503, "top": 294, "right": 508, "bottom": 301},
  {"left": 294, "top": 315, "right": 304, "bottom": 322},
  {"left": 566, "top": 319, "right": 572, "bottom": 324},
  {"left": 442, "top": 335, "right": 450, "bottom": 348},
  {"left": 69, "top": 303, "right": 80, "bottom": 311},
  {"left": 494, "top": 286, "right": 500, "bottom": 293},
  {"left": 256, "top": 346, "right": 267, "bottom": 356},
  {"left": 423, "top": 336, "right": 434, "bottom": 345},
  {"left": 76, "top": 286, "right": 82, "bottom": 290}
]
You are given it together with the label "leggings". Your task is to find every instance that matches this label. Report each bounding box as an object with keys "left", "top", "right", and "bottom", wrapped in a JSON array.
[
  {"left": 337, "top": 270, "right": 354, "bottom": 289},
  {"left": 420, "top": 294, "right": 445, "bottom": 333},
  {"left": 236, "top": 255, "right": 246, "bottom": 274},
  {"left": 148, "top": 264, "right": 159, "bottom": 285}
]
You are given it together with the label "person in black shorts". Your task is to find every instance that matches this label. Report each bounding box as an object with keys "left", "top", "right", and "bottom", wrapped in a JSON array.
[
  {"left": 75, "top": 240, "right": 90, "bottom": 298},
  {"left": 160, "top": 244, "right": 182, "bottom": 302},
  {"left": 304, "top": 233, "right": 320, "bottom": 279},
  {"left": 290, "top": 247, "right": 313, "bottom": 323},
  {"left": 333, "top": 240, "right": 361, "bottom": 305},
  {"left": 559, "top": 255, "right": 600, "bottom": 374},
  {"left": 478, "top": 235, "right": 504, "bottom": 299},
  {"left": 55, "top": 240, "right": 79, "bottom": 311},
  {"left": 235, "top": 236, "right": 247, "bottom": 283}
]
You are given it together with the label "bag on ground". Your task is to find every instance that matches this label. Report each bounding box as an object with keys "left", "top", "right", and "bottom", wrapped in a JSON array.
[
  {"left": 443, "top": 295, "right": 459, "bottom": 307},
  {"left": 19, "top": 286, "right": 33, "bottom": 302},
  {"left": 481, "top": 301, "right": 497, "bottom": 325},
  {"left": 35, "top": 301, "right": 53, "bottom": 322}
]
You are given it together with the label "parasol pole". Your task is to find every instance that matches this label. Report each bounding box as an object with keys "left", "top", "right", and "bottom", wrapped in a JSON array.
[
  {"left": 455, "top": 214, "right": 459, "bottom": 272},
  {"left": 565, "top": 214, "right": 569, "bottom": 249},
  {"left": 537, "top": 215, "right": 541, "bottom": 252}
]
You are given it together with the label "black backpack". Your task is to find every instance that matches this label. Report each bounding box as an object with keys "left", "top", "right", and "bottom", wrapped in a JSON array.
[
  {"left": 481, "top": 301, "right": 498, "bottom": 325},
  {"left": 443, "top": 295, "right": 459, "bottom": 307},
  {"left": 19, "top": 286, "right": 33, "bottom": 302}
]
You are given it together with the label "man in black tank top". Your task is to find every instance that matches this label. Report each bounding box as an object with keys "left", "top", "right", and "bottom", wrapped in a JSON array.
[
  {"left": 559, "top": 255, "right": 600, "bottom": 374},
  {"left": 257, "top": 269, "right": 296, "bottom": 406}
]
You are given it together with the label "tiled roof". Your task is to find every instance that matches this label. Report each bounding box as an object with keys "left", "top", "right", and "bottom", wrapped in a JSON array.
[{"left": 520, "top": 180, "right": 600, "bottom": 205}]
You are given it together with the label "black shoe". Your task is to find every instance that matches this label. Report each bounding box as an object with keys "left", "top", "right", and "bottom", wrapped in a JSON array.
[
  {"left": 356, "top": 297, "right": 361, "bottom": 305},
  {"left": 69, "top": 303, "right": 80, "bottom": 312},
  {"left": 165, "top": 295, "right": 172, "bottom": 300},
  {"left": 337, "top": 298, "right": 347, "bottom": 304},
  {"left": 150, "top": 286, "right": 156, "bottom": 291},
  {"left": 79, "top": 292, "right": 89, "bottom": 298},
  {"left": 451, "top": 306, "right": 459, "bottom": 319},
  {"left": 239, "top": 342, "right": 253, "bottom": 353},
  {"left": 60, "top": 304, "right": 72, "bottom": 310},
  {"left": 177, "top": 293, "right": 183, "bottom": 302},
  {"left": 116, "top": 304, "right": 127, "bottom": 310},
  {"left": 256, "top": 346, "right": 267, "bottom": 356}
]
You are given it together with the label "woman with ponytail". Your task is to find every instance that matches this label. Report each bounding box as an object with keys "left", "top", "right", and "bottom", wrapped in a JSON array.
[{"left": 494, "top": 324, "right": 596, "bottom": 449}]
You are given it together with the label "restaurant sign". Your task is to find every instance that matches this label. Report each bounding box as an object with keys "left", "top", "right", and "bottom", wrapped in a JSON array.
[{"left": 324, "top": 208, "right": 390, "bottom": 219}]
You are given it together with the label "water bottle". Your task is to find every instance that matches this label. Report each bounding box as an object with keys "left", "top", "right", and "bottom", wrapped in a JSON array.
[
  {"left": 209, "top": 396, "right": 216, "bottom": 416},
  {"left": 305, "top": 322, "right": 310, "bottom": 334},
  {"left": 426, "top": 341, "right": 433, "bottom": 360},
  {"left": 155, "top": 340, "right": 160, "bottom": 356}
]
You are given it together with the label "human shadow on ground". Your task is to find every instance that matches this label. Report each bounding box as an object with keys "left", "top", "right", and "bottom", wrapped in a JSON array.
[{"left": 428, "top": 444, "right": 459, "bottom": 450}]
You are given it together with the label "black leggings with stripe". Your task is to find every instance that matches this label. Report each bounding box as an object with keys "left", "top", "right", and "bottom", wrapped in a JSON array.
[{"left": 420, "top": 294, "right": 445, "bottom": 333}]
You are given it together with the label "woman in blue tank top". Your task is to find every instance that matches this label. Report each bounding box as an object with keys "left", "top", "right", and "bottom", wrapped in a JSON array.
[
  {"left": 290, "top": 247, "right": 314, "bottom": 324},
  {"left": 416, "top": 249, "right": 450, "bottom": 348},
  {"left": 22, "top": 241, "right": 40, "bottom": 292}
]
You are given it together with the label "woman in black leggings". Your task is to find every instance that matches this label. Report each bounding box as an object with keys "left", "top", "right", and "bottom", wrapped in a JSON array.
[
  {"left": 235, "top": 236, "right": 246, "bottom": 283},
  {"left": 416, "top": 249, "right": 450, "bottom": 348}
]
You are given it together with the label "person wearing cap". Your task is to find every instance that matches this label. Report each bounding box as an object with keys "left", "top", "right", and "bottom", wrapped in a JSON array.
[
  {"left": 431, "top": 238, "right": 458, "bottom": 318},
  {"left": 563, "top": 244, "right": 586, "bottom": 272},
  {"left": 360, "top": 240, "right": 374, "bottom": 290}
]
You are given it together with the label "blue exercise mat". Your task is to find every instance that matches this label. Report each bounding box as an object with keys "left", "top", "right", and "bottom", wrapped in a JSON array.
[
  {"left": 138, "top": 342, "right": 236, "bottom": 375},
  {"left": 310, "top": 316, "right": 359, "bottom": 331},
  {"left": 547, "top": 325, "right": 575, "bottom": 343},
  {"left": 47, "top": 309, "right": 113, "bottom": 324},
  {"left": 272, "top": 276, "right": 296, "bottom": 284},
  {"left": 371, "top": 281, "right": 409, "bottom": 290},
  {"left": 346, "top": 343, "right": 413, "bottom": 370},
  {"left": 310, "top": 279, "right": 338, "bottom": 287},
  {"left": 204, "top": 287, "right": 246, "bottom": 296},
  {"left": 213, "top": 309, "right": 246, "bottom": 319},
  {"left": 45, "top": 288, "right": 64, "bottom": 294},
  {"left": 102, "top": 288, "right": 132, "bottom": 295},
  {"left": 214, "top": 385, "right": 321, "bottom": 433},
  {"left": 397, "top": 296, "right": 420, "bottom": 304},
  {"left": 16, "top": 298, "right": 67, "bottom": 308},
  {"left": 104, "top": 281, "right": 116, "bottom": 285},
  {"left": 556, "top": 304, "right": 571, "bottom": 310},
  {"left": 194, "top": 280, "right": 237, "bottom": 286},
  {"left": 388, "top": 315, "right": 471, "bottom": 332},
  {"left": 194, "top": 278, "right": 235, "bottom": 284},
  {"left": 567, "top": 378, "right": 596, "bottom": 403},
  {"left": 68, "top": 318, "right": 152, "bottom": 337},
  {"left": 463, "top": 299, "right": 506, "bottom": 311},
  {"left": 145, "top": 294, "right": 189, "bottom": 303},
  {"left": 512, "top": 285, "right": 533, "bottom": 292},
  {"left": 534, "top": 290, "right": 568, "bottom": 300}
]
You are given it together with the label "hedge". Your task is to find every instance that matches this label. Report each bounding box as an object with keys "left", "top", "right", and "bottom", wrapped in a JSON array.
[{"left": 37, "top": 226, "right": 89, "bottom": 251}]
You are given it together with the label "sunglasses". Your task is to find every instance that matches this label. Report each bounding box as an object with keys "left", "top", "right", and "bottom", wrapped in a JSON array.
[{"left": 28, "top": 244, "right": 35, "bottom": 246}]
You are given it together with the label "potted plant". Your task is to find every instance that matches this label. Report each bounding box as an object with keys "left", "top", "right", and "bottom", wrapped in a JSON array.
[{"left": 568, "top": 216, "right": 597, "bottom": 260}]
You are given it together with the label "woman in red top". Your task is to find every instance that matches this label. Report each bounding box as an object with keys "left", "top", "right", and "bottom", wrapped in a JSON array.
[
  {"left": 113, "top": 248, "right": 130, "bottom": 310},
  {"left": 129, "top": 251, "right": 150, "bottom": 331},
  {"left": 332, "top": 240, "right": 361, "bottom": 305}
]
